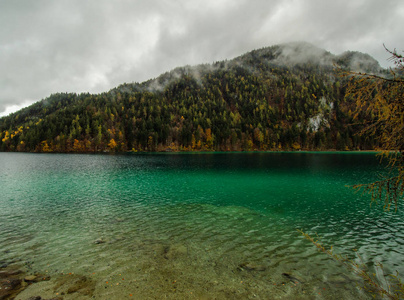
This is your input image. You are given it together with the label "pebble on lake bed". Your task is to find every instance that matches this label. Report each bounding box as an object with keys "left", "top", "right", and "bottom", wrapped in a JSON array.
[{"left": 25, "top": 275, "right": 37, "bottom": 282}]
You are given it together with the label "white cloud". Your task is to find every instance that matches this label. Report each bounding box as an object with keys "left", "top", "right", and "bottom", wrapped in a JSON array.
[
  {"left": 0, "top": 100, "right": 36, "bottom": 118},
  {"left": 0, "top": 0, "right": 403, "bottom": 116}
]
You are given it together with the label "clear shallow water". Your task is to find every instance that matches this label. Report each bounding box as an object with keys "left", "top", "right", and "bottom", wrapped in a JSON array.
[{"left": 1, "top": 152, "right": 403, "bottom": 299}]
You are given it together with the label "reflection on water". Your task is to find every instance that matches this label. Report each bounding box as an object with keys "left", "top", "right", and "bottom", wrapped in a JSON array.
[{"left": 0, "top": 152, "right": 403, "bottom": 299}]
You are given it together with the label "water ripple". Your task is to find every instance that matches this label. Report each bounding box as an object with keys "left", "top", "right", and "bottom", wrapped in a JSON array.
[{"left": 1, "top": 152, "right": 402, "bottom": 299}]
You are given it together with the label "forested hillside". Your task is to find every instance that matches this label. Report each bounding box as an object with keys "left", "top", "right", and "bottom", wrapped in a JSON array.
[{"left": 0, "top": 42, "right": 387, "bottom": 153}]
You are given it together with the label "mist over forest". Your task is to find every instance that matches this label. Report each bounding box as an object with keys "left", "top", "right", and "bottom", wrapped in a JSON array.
[{"left": 0, "top": 42, "right": 390, "bottom": 153}]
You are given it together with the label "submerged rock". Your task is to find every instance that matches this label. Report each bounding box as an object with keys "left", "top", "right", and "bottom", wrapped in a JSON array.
[
  {"left": 0, "top": 276, "right": 23, "bottom": 299},
  {"left": 163, "top": 244, "right": 188, "bottom": 260},
  {"left": 26, "top": 297, "right": 62, "bottom": 300},
  {"left": 282, "top": 272, "right": 304, "bottom": 284},
  {"left": 238, "top": 262, "right": 266, "bottom": 271},
  {"left": 24, "top": 273, "right": 50, "bottom": 283},
  {"left": 25, "top": 275, "right": 37, "bottom": 282},
  {"left": 0, "top": 261, "right": 10, "bottom": 269},
  {"left": 107, "top": 236, "right": 126, "bottom": 244},
  {"left": 54, "top": 274, "right": 95, "bottom": 297},
  {"left": 0, "top": 269, "right": 23, "bottom": 278},
  {"left": 94, "top": 238, "right": 106, "bottom": 244},
  {"left": 0, "top": 266, "right": 53, "bottom": 300}
]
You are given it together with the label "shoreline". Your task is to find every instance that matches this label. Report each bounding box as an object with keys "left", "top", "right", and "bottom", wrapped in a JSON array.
[{"left": 0, "top": 149, "right": 388, "bottom": 155}]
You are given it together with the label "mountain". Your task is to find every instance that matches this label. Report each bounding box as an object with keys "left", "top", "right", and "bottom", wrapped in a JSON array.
[{"left": 0, "top": 42, "right": 386, "bottom": 153}]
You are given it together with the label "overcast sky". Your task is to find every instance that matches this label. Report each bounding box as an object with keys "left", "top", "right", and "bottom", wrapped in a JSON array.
[{"left": 1, "top": 0, "right": 403, "bottom": 117}]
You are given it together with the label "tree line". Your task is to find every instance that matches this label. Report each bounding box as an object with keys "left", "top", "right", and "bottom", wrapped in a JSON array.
[{"left": 0, "top": 44, "right": 385, "bottom": 153}]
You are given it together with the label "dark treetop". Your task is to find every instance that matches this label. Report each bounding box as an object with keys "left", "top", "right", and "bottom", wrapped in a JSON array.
[{"left": 0, "top": 42, "right": 388, "bottom": 153}]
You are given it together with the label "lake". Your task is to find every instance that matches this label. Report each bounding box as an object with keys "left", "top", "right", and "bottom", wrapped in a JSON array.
[{"left": 1, "top": 152, "right": 403, "bottom": 299}]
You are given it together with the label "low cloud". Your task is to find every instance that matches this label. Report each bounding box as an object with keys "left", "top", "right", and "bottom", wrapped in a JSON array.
[{"left": 0, "top": 0, "right": 403, "bottom": 116}]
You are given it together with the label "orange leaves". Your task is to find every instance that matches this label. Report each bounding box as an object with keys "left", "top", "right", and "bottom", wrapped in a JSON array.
[
  {"left": 41, "top": 140, "right": 52, "bottom": 152},
  {"left": 108, "top": 138, "right": 118, "bottom": 150}
]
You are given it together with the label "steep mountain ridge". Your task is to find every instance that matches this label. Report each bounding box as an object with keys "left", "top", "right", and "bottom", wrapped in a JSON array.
[{"left": 0, "top": 42, "right": 384, "bottom": 152}]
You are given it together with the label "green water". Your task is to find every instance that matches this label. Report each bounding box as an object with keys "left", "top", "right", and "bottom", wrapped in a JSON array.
[{"left": 1, "top": 152, "right": 403, "bottom": 299}]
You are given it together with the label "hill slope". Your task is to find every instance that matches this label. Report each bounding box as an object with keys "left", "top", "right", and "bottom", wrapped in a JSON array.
[{"left": 0, "top": 42, "right": 385, "bottom": 152}]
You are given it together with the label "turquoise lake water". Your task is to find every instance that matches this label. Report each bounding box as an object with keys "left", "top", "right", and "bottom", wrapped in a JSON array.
[{"left": 0, "top": 152, "right": 403, "bottom": 299}]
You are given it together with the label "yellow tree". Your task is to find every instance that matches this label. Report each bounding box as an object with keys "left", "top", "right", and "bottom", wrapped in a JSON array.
[
  {"left": 41, "top": 141, "right": 52, "bottom": 152},
  {"left": 73, "top": 139, "right": 83, "bottom": 152},
  {"left": 345, "top": 46, "right": 403, "bottom": 209},
  {"left": 108, "top": 139, "right": 118, "bottom": 151},
  {"left": 205, "top": 128, "right": 214, "bottom": 150},
  {"left": 191, "top": 134, "right": 196, "bottom": 150}
]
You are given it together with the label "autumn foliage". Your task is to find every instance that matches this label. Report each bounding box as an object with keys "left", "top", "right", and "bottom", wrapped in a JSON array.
[
  {"left": 0, "top": 44, "right": 388, "bottom": 153},
  {"left": 343, "top": 47, "right": 403, "bottom": 209}
]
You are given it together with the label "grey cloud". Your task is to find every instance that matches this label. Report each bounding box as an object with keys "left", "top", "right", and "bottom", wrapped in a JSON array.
[{"left": 0, "top": 0, "right": 403, "bottom": 116}]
